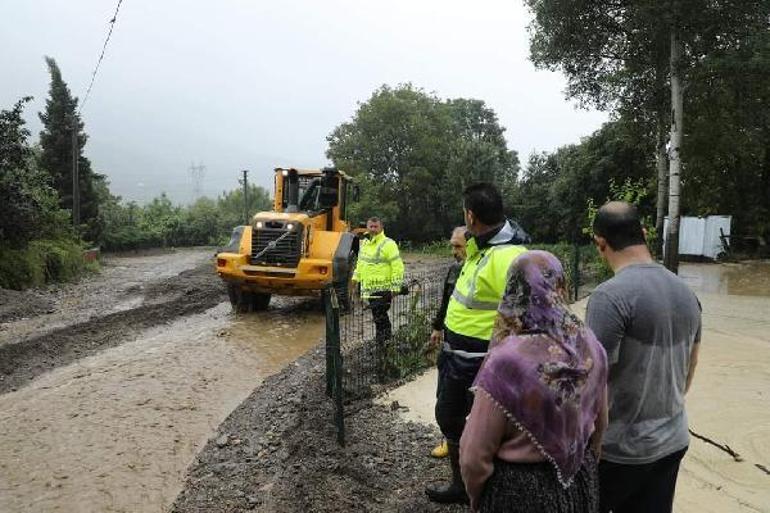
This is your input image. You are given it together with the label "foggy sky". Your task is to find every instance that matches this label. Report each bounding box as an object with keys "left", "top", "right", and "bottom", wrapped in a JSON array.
[{"left": 1, "top": 0, "right": 607, "bottom": 204}]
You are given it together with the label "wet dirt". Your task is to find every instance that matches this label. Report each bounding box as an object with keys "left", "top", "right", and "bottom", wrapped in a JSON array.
[
  {"left": 0, "top": 248, "right": 327, "bottom": 513},
  {"left": 0, "top": 260, "right": 228, "bottom": 394},
  {"left": 0, "top": 248, "right": 217, "bottom": 347},
  {"left": 171, "top": 346, "right": 465, "bottom": 513}
]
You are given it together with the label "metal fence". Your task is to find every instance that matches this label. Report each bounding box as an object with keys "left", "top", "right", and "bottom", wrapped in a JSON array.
[
  {"left": 323, "top": 266, "right": 450, "bottom": 445},
  {"left": 323, "top": 244, "right": 592, "bottom": 445}
]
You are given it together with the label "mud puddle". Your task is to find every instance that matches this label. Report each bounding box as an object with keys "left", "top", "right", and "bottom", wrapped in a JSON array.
[
  {"left": 0, "top": 299, "right": 324, "bottom": 513},
  {"left": 680, "top": 261, "right": 770, "bottom": 297}
]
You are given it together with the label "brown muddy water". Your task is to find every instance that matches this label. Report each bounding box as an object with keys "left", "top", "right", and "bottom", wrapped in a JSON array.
[
  {"left": 679, "top": 261, "right": 770, "bottom": 297},
  {"left": 0, "top": 252, "right": 325, "bottom": 513}
]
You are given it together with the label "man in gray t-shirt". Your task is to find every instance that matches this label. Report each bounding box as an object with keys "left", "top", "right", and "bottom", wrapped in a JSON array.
[{"left": 586, "top": 202, "right": 701, "bottom": 513}]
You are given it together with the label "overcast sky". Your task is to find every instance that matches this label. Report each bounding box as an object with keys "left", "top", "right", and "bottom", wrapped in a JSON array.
[{"left": 1, "top": 0, "right": 606, "bottom": 204}]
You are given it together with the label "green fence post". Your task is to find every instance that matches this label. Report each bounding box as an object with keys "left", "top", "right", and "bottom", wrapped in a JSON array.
[{"left": 323, "top": 286, "right": 345, "bottom": 445}]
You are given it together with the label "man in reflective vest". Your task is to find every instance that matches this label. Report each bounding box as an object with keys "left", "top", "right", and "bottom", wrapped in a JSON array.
[
  {"left": 426, "top": 183, "right": 528, "bottom": 505},
  {"left": 352, "top": 217, "right": 405, "bottom": 349}
]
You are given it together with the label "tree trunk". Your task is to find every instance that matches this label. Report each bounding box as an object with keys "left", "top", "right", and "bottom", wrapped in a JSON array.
[
  {"left": 664, "top": 27, "right": 684, "bottom": 274},
  {"left": 654, "top": 112, "right": 668, "bottom": 259}
]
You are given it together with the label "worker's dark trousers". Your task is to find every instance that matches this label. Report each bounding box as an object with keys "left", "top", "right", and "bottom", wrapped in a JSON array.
[
  {"left": 435, "top": 350, "right": 481, "bottom": 443},
  {"left": 369, "top": 292, "right": 392, "bottom": 380},
  {"left": 369, "top": 291, "right": 393, "bottom": 341}
]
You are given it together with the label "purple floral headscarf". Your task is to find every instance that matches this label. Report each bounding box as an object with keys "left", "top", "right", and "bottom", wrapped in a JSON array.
[{"left": 474, "top": 251, "right": 607, "bottom": 487}]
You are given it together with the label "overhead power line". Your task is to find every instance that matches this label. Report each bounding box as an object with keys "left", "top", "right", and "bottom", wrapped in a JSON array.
[{"left": 79, "top": 0, "right": 125, "bottom": 114}]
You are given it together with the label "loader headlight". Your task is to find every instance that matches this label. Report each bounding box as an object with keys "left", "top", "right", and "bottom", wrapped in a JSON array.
[
  {"left": 255, "top": 221, "right": 263, "bottom": 229},
  {"left": 286, "top": 223, "right": 294, "bottom": 230}
]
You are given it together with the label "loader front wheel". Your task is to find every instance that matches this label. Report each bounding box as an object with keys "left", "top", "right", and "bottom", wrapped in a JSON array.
[
  {"left": 227, "top": 283, "right": 249, "bottom": 313},
  {"left": 250, "top": 292, "right": 271, "bottom": 311}
]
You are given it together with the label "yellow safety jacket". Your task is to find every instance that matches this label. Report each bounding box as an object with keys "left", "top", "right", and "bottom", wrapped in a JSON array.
[
  {"left": 445, "top": 221, "right": 527, "bottom": 341},
  {"left": 352, "top": 231, "right": 405, "bottom": 297}
]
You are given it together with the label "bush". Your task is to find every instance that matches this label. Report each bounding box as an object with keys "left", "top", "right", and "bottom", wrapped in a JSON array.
[{"left": 0, "top": 238, "right": 91, "bottom": 290}]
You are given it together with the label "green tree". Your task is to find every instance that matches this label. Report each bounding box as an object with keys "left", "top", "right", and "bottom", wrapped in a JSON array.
[
  {"left": 526, "top": 0, "right": 671, "bottom": 255},
  {"left": 327, "top": 85, "right": 452, "bottom": 241},
  {"left": 98, "top": 184, "right": 273, "bottom": 251},
  {"left": 38, "top": 56, "right": 104, "bottom": 242},
  {"left": 524, "top": 0, "right": 770, "bottom": 270},
  {"left": 327, "top": 84, "right": 518, "bottom": 241},
  {"left": 0, "top": 97, "right": 68, "bottom": 247},
  {"left": 444, "top": 98, "right": 520, "bottom": 233},
  {"left": 682, "top": 29, "right": 770, "bottom": 244},
  {"left": 511, "top": 152, "right": 561, "bottom": 242},
  {"left": 512, "top": 119, "right": 653, "bottom": 243}
]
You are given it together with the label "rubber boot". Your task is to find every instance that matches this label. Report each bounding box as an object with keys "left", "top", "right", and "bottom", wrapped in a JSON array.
[{"left": 425, "top": 442, "right": 469, "bottom": 504}]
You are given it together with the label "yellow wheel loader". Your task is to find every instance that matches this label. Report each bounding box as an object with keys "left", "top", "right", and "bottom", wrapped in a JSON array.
[{"left": 215, "top": 167, "right": 360, "bottom": 312}]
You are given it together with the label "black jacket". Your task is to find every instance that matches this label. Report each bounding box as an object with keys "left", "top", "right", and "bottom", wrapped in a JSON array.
[{"left": 432, "top": 261, "right": 462, "bottom": 331}]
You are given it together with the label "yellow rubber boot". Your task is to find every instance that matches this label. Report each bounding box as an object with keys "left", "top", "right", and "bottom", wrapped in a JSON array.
[{"left": 430, "top": 440, "right": 448, "bottom": 458}]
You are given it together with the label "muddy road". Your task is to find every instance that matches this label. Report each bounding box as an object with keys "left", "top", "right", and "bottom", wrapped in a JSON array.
[
  {"left": 0, "top": 249, "right": 444, "bottom": 513},
  {"left": 0, "top": 248, "right": 326, "bottom": 513}
]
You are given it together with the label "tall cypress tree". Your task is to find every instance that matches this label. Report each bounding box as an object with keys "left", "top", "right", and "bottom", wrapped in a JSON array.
[{"left": 38, "top": 56, "right": 103, "bottom": 241}]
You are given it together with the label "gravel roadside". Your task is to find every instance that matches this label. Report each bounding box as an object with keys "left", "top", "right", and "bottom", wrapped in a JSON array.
[{"left": 172, "top": 345, "right": 466, "bottom": 513}]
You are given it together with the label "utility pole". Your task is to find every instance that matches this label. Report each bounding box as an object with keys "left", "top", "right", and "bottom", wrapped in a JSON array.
[
  {"left": 241, "top": 169, "right": 249, "bottom": 223},
  {"left": 71, "top": 122, "right": 80, "bottom": 228}
]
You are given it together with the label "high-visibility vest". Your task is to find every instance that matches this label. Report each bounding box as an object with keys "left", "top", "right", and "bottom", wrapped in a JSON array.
[
  {"left": 445, "top": 227, "right": 527, "bottom": 341},
  {"left": 353, "top": 231, "right": 405, "bottom": 295}
]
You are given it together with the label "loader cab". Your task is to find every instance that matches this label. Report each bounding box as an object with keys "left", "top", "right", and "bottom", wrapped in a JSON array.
[{"left": 274, "top": 167, "right": 351, "bottom": 229}]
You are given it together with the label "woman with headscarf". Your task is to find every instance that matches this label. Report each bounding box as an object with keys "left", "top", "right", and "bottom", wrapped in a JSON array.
[{"left": 459, "top": 251, "right": 608, "bottom": 513}]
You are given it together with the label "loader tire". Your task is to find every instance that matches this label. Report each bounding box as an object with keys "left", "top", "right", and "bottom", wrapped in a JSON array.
[
  {"left": 227, "top": 283, "right": 250, "bottom": 313},
  {"left": 250, "top": 292, "right": 271, "bottom": 311}
]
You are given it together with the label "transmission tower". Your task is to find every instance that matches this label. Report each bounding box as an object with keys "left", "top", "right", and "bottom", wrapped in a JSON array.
[{"left": 189, "top": 162, "right": 206, "bottom": 200}]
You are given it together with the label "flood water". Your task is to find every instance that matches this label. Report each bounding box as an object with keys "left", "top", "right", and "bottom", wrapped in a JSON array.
[
  {"left": 0, "top": 300, "right": 324, "bottom": 513},
  {"left": 679, "top": 261, "right": 770, "bottom": 297}
]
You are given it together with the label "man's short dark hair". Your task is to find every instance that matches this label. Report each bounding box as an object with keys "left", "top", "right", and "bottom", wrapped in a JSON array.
[
  {"left": 462, "top": 183, "right": 504, "bottom": 226},
  {"left": 593, "top": 201, "right": 646, "bottom": 251},
  {"left": 367, "top": 216, "right": 381, "bottom": 224}
]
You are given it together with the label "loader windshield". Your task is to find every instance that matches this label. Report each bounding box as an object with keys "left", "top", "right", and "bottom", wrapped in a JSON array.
[{"left": 299, "top": 178, "right": 321, "bottom": 211}]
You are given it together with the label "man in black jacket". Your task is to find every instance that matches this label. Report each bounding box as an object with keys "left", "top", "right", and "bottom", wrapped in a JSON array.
[{"left": 427, "top": 226, "right": 467, "bottom": 458}]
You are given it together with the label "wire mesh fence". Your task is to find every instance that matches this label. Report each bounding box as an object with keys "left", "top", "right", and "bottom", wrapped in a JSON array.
[
  {"left": 324, "top": 266, "right": 450, "bottom": 444},
  {"left": 323, "top": 243, "right": 593, "bottom": 445}
]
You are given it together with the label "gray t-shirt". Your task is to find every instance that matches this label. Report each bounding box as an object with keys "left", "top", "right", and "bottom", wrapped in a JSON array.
[{"left": 586, "top": 263, "right": 701, "bottom": 464}]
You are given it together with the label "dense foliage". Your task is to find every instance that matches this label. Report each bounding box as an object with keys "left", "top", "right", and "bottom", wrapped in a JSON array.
[
  {"left": 99, "top": 185, "right": 271, "bottom": 251},
  {"left": 0, "top": 97, "right": 87, "bottom": 289},
  {"left": 512, "top": 120, "right": 654, "bottom": 243},
  {"left": 39, "top": 57, "right": 105, "bottom": 243},
  {"left": 1, "top": 98, "right": 70, "bottom": 247},
  {"left": 327, "top": 85, "right": 518, "bottom": 242},
  {"left": 524, "top": 0, "right": 770, "bottom": 254}
]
